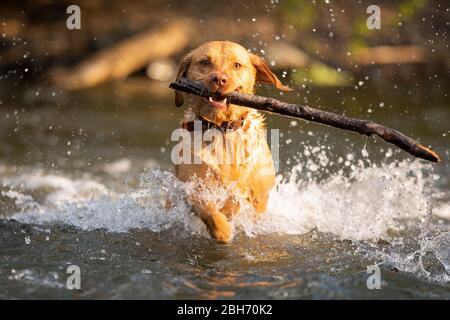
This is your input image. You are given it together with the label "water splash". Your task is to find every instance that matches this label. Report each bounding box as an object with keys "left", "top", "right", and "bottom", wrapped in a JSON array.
[
  {"left": 237, "top": 159, "right": 434, "bottom": 240},
  {"left": 1, "top": 158, "right": 448, "bottom": 283},
  {"left": 0, "top": 159, "right": 440, "bottom": 238},
  {"left": 2, "top": 169, "right": 205, "bottom": 235}
]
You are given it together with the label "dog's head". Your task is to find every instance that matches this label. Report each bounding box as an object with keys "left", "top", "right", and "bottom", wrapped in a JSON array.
[{"left": 175, "top": 41, "right": 291, "bottom": 125}]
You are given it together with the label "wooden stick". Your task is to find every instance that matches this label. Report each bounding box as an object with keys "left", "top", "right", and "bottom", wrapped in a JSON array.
[{"left": 169, "top": 78, "right": 440, "bottom": 163}]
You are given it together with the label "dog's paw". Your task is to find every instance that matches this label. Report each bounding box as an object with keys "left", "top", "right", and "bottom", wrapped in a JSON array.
[{"left": 209, "top": 212, "right": 232, "bottom": 244}]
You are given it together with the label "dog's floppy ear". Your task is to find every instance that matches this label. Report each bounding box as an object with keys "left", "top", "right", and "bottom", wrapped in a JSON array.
[
  {"left": 174, "top": 53, "right": 192, "bottom": 107},
  {"left": 250, "top": 53, "right": 292, "bottom": 91}
]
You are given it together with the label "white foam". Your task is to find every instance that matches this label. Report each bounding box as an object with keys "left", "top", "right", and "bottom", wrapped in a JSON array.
[
  {"left": 1, "top": 159, "right": 438, "bottom": 242},
  {"left": 2, "top": 169, "right": 109, "bottom": 205},
  {"left": 236, "top": 159, "right": 433, "bottom": 240},
  {"left": 433, "top": 203, "right": 450, "bottom": 221},
  {"left": 3, "top": 169, "right": 206, "bottom": 235},
  {"left": 102, "top": 158, "right": 132, "bottom": 175}
]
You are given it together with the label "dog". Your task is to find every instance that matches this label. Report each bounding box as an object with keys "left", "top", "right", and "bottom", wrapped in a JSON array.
[{"left": 173, "top": 41, "right": 291, "bottom": 243}]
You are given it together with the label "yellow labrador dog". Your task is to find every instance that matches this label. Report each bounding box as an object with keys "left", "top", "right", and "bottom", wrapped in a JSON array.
[{"left": 174, "top": 41, "right": 291, "bottom": 243}]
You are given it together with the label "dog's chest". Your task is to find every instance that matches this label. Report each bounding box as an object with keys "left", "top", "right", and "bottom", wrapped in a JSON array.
[{"left": 196, "top": 127, "right": 273, "bottom": 179}]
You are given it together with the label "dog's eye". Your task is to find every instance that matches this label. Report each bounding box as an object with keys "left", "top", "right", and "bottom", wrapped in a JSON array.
[
  {"left": 199, "top": 59, "right": 210, "bottom": 66},
  {"left": 233, "top": 62, "right": 241, "bottom": 69}
]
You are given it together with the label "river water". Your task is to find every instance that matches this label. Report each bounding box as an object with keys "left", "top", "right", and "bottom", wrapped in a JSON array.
[{"left": 0, "top": 81, "right": 449, "bottom": 299}]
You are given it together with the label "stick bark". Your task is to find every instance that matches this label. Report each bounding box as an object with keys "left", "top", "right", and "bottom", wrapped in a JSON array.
[{"left": 169, "top": 78, "right": 440, "bottom": 163}]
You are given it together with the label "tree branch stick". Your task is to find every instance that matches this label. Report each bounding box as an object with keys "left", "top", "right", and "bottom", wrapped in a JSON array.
[{"left": 169, "top": 78, "right": 440, "bottom": 163}]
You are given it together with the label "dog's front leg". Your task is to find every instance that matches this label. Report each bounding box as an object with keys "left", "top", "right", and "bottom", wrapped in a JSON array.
[
  {"left": 220, "top": 195, "right": 240, "bottom": 218},
  {"left": 189, "top": 193, "right": 232, "bottom": 244}
]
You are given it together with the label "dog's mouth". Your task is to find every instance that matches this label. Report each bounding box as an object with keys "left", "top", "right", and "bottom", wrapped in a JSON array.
[
  {"left": 203, "top": 96, "right": 229, "bottom": 110},
  {"left": 203, "top": 89, "right": 240, "bottom": 110}
]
